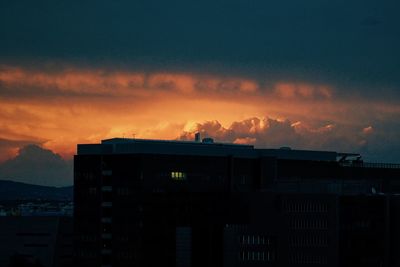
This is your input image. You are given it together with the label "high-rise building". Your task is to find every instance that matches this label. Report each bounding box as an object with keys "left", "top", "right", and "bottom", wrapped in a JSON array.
[{"left": 74, "top": 138, "right": 400, "bottom": 267}]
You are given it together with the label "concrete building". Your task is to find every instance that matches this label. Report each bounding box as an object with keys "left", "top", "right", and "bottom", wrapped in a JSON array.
[{"left": 74, "top": 138, "right": 400, "bottom": 267}]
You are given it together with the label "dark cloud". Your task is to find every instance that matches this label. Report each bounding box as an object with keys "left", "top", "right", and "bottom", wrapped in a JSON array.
[
  {"left": 179, "top": 117, "right": 400, "bottom": 163},
  {"left": 0, "top": 138, "right": 44, "bottom": 162},
  {"left": 0, "top": 0, "right": 399, "bottom": 94},
  {"left": 361, "top": 16, "right": 382, "bottom": 26},
  {"left": 0, "top": 145, "right": 72, "bottom": 186}
]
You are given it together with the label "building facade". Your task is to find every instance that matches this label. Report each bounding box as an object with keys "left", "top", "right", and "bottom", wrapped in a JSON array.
[
  {"left": 74, "top": 138, "right": 400, "bottom": 267},
  {"left": 0, "top": 216, "right": 73, "bottom": 267}
]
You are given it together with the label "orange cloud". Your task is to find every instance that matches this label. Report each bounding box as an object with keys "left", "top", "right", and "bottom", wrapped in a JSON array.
[
  {"left": 274, "top": 82, "right": 333, "bottom": 99},
  {"left": 362, "top": 126, "right": 374, "bottom": 135},
  {"left": 233, "top": 137, "right": 257, "bottom": 144},
  {"left": 0, "top": 65, "right": 399, "bottom": 163},
  {"left": 0, "top": 66, "right": 261, "bottom": 98}
]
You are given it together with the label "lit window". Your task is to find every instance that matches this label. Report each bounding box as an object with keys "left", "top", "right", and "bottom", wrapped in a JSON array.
[{"left": 171, "top": 171, "right": 187, "bottom": 181}]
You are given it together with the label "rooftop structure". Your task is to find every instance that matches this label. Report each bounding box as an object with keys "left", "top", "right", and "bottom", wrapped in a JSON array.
[{"left": 78, "top": 137, "right": 339, "bottom": 161}]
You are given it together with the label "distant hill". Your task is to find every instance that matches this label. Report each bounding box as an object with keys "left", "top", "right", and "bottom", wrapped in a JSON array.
[{"left": 0, "top": 180, "right": 73, "bottom": 201}]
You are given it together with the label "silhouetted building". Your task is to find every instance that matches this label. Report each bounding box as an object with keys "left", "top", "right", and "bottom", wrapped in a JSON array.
[
  {"left": 74, "top": 138, "right": 400, "bottom": 267},
  {"left": 0, "top": 217, "right": 73, "bottom": 267}
]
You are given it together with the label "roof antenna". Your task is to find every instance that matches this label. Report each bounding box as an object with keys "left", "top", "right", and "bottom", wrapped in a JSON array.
[{"left": 195, "top": 132, "right": 201, "bottom": 142}]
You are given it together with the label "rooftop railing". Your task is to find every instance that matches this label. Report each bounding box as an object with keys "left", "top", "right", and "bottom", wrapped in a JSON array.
[{"left": 340, "top": 161, "right": 400, "bottom": 169}]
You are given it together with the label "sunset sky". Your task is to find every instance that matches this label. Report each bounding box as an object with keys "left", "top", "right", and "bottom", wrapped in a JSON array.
[{"left": 0, "top": 1, "right": 399, "bottom": 185}]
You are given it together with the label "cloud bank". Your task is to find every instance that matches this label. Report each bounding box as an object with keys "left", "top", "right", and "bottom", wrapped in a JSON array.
[
  {"left": 179, "top": 117, "right": 400, "bottom": 163},
  {"left": 1, "top": 0, "right": 399, "bottom": 92},
  {"left": 0, "top": 66, "right": 399, "bottom": 164},
  {"left": 0, "top": 145, "right": 72, "bottom": 186}
]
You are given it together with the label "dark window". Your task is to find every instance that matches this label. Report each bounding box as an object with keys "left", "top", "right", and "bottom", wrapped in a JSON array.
[
  {"left": 16, "top": 233, "right": 51, "bottom": 237},
  {"left": 24, "top": 244, "right": 49, "bottom": 247}
]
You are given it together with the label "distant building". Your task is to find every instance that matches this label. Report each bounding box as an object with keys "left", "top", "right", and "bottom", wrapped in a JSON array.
[
  {"left": 74, "top": 138, "right": 400, "bottom": 267},
  {"left": 0, "top": 216, "right": 73, "bottom": 267}
]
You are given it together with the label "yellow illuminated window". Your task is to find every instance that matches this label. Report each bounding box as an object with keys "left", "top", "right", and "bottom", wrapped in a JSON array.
[{"left": 171, "top": 171, "right": 186, "bottom": 181}]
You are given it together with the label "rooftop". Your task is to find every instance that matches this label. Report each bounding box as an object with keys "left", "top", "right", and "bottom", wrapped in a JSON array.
[{"left": 77, "top": 137, "right": 338, "bottom": 161}]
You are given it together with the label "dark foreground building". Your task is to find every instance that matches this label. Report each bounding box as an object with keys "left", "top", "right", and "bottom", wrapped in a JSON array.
[
  {"left": 74, "top": 138, "right": 400, "bottom": 267},
  {"left": 0, "top": 216, "right": 73, "bottom": 267}
]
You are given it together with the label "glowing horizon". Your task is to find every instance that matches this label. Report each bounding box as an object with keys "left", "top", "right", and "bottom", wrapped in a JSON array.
[{"left": 1, "top": 65, "right": 398, "bottom": 163}]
